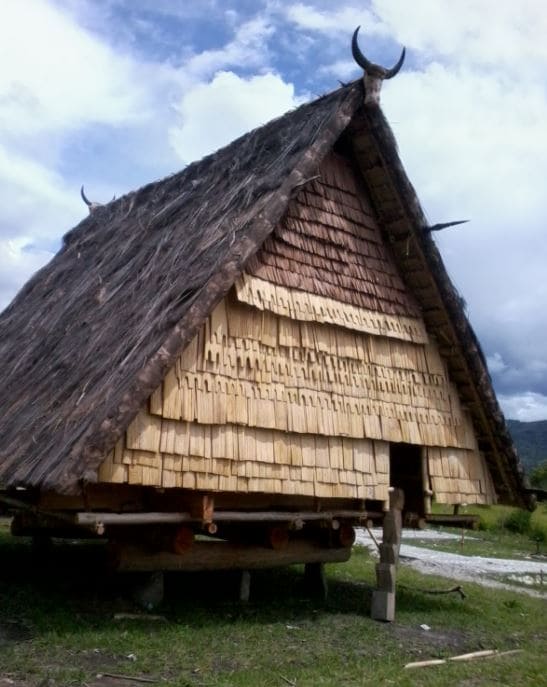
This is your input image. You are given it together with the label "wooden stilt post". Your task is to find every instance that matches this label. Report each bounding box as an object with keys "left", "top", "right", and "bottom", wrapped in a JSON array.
[
  {"left": 371, "top": 488, "right": 404, "bottom": 622},
  {"left": 421, "top": 448, "right": 433, "bottom": 515},
  {"left": 304, "top": 562, "right": 328, "bottom": 601},
  {"left": 239, "top": 570, "right": 251, "bottom": 602}
]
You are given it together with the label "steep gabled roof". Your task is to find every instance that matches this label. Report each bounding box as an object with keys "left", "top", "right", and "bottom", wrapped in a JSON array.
[{"left": 0, "top": 81, "right": 529, "bottom": 506}]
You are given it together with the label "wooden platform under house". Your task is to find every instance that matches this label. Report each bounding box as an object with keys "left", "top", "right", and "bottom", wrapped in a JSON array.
[{"left": 0, "top": 32, "right": 530, "bottom": 619}]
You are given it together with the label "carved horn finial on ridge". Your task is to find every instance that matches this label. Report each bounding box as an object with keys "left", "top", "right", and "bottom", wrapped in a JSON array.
[
  {"left": 80, "top": 185, "right": 102, "bottom": 214},
  {"left": 81, "top": 185, "right": 115, "bottom": 214},
  {"left": 351, "top": 26, "right": 405, "bottom": 106}
]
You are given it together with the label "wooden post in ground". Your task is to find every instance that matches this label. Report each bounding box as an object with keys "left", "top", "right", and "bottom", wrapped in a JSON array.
[
  {"left": 422, "top": 448, "right": 433, "bottom": 515},
  {"left": 371, "top": 488, "right": 404, "bottom": 622}
]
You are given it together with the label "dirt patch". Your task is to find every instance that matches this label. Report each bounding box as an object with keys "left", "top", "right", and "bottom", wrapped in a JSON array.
[
  {"left": 0, "top": 678, "right": 32, "bottom": 687},
  {"left": 73, "top": 649, "right": 126, "bottom": 673},
  {"left": 86, "top": 676, "right": 157, "bottom": 687},
  {"left": 0, "top": 650, "right": 127, "bottom": 687},
  {"left": 387, "top": 623, "right": 475, "bottom": 658}
]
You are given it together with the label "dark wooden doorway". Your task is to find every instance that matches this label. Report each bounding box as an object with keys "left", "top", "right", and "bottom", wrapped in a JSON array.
[{"left": 389, "top": 443, "right": 424, "bottom": 517}]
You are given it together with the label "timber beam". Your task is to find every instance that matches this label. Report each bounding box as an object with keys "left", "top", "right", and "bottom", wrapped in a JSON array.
[
  {"left": 111, "top": 539, "right": 352, "bottom": 572},
  {"left": 75, "top": 509, "right": 369, "bottom": 535}
]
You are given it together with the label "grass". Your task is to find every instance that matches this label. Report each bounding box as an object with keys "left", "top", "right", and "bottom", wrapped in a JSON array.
[
  {"left": 430, "top": 501, "right": 547, "bottom": 533},
  {"left": 416, "top": 503, "right": 547, "bottom": 559},
  {"left": 1, "top": 518, "right": 546, "bottom": 686},
  {"left": 476, "top": 502, "right": 547, "bottom": 540},
  {"left": 496, "top": 572, "right": 546, "bottom": 594},
  {"left": 405, "top": 525, "right": 542, "bottom": 560}
]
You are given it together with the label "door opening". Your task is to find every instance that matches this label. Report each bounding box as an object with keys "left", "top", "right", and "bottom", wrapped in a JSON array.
[{"left": 389, "top": 443, "right": 424, "bottom": 517}]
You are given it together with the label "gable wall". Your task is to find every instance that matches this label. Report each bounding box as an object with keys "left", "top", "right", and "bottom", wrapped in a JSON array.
[{"left": 98, "top": 152, "right": 496, "bottom": 505}]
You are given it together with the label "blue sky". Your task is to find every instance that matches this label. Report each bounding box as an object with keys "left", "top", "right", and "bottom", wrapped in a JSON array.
[{"left": 1, "top": 0, "right": 547, "bottom": 421}]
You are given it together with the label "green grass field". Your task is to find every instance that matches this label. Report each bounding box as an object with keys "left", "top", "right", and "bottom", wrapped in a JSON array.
[
  {"left": 1, "top": 516, "right": 546, "bottom": 687},
  {"left": 403, "top": 502, "right": 547, "bottom": 563},
  {"left": 420, "top": 503, "right": 547, "bottom": 559}
]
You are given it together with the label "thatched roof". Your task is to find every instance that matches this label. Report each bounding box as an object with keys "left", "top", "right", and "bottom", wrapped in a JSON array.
[{"left": 0, "top": 80, "right": 529, "bottom": 506}]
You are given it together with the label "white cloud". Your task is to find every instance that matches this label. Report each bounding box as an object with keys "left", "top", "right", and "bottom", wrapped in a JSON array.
[
  {"left": 379, "top": 50, "right": 547, "bottom": 417},
  {"left": 383, "top": 64, "right": 547, "bottom": 228},
  {"left": 0, "top": 0, "right": 183, "bottom": 229},
  {"left": 375, "top": 0, "right": 547, "bottom": 74},
  {"left": 0, "top": 145, "right": 80, "bottom": 217},
  {"left": 499, "top": 392, "right": 547, "bottom": 422},
  {"left": 0, "top": 0, "right": 152, "bottom": 140},
  {"left": 318, "top": 59, "right": 356, "bottom": 79},
  {"left": 0, "top": 3, "right": 297, "bottom": 309},
  {"left": 0, "top": 238, "right": 54, "bottom": 310},
  {"left": 0, "top": 0, "right": 183, "bottom": 310},
  {"left": 487, "top": 353, "right": 508, "bottom": 375},
  {"left": 286, "top": 3, "right": 384, "bottom": 36},
  {"left": 169, "top": 70, "right": 301, "bottom": 163},
  {"left": 0, "top": 143, "right": 87, "bottom": 307},
  {"left": 181, "top": 16, "right": 275, "bottom": 81}
]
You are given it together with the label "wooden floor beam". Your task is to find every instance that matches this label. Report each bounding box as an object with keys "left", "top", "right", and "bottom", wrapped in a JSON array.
[{"left": 112, "top": 539, "right": 351, "bottom": 572}]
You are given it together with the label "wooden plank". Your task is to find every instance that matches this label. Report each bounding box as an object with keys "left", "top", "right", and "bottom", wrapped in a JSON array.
[{"left": 126, "top": 410, "right": 162, "bottom": 453}]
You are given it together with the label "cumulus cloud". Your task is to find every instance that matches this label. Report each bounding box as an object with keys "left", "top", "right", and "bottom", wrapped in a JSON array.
[
  {"left": 169, "top": 70, "right": 301, "bottom": 162},
  {"left": 0, "top": 239, "right": 54, "bottom": 310},
  {"left": 499, "top": 393, "right": 547, "bottom": 423},
  {"left": 382, "top": 65, "right": 547, "bottom": 228},
  {"left": 0, "top": 0, "right": 182, "bottom": 311},
  {"left": 285, "top": 3, "right": 384, "bottom": 36},
  {"left": 180, "top": 16, "right": 275, "bottom": 82},
  {"left": 0, "top": 144, "right": 82, "bottom": 233},
  {"left": 0, "top": 143, "right": 85, "bottom": 309},
  {"left": 0, "top": 0, "right": 179, "bottom": 215},
  {"left": 374, "top": 6, "right": 547, "bottom": 417},
  {"left": 487, "top": 353, "right": 508, "bottom": 376},
  {"left": 375, "top": 0, "right": 547, "bottom": 75},
  {"left": 0, "top": 0, "right": 151, "bottom": 140},
  {"left": 0, "top": 2, "right": 299, "bottom": 310},
  {"left": 318, "top": 59, "right": 356, "bottom": 79}
]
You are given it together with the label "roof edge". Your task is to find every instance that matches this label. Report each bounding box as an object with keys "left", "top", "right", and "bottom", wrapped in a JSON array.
[{"left": 349, "top": 105, "right": 530, "bottom": 509}]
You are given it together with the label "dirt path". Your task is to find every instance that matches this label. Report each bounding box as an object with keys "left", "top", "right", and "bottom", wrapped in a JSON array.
[{"left": 355, "top": 528, "right": 547, "bottom": 599}]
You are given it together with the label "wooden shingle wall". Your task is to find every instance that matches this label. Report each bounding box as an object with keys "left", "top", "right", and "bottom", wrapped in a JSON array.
[
  {"left": 427, "top": 448, "right": 497, "bottom": 505},
  {"left": 98, "top": 295, "right": 490, "bottom": 503},
  {"left": 98, "top": 152, "right": 495, "bottom": 504},
  {"left": 99, "top": 428, "right": 388, "bottom": 500},
  {"left": 245, "top": 151, "right": 422, "bottom": 319}
]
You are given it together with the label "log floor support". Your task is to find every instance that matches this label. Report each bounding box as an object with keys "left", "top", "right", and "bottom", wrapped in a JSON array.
[
  {"left": 371, "top": 488, "right": 404, "bottom": 622},
  {"left": 113, "top": 539, "right": 351, "bottom": 572}
]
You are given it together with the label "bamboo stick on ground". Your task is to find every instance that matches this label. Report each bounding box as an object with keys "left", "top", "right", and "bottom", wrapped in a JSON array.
[{"left": 404, "top": 649, "right": 523, "bottom": 670}]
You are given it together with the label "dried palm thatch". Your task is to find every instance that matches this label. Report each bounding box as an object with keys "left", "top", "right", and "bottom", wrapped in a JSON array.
[{"left": 0, "top": 80, "right": 529, "bottom": 507}]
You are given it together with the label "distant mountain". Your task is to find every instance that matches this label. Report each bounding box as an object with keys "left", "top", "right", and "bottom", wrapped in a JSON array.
[{"left": 507, "top": 419, "right": 547, "bottom": 473}]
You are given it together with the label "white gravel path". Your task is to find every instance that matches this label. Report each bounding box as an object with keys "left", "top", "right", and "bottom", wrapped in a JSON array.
[{"left": 355, "top": 528, "right": 547, "bottom": 599}]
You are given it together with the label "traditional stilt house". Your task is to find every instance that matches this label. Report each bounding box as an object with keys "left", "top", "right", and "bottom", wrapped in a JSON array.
[{"left": 0, "top": 32, "right": 529, "bottom": 615}]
